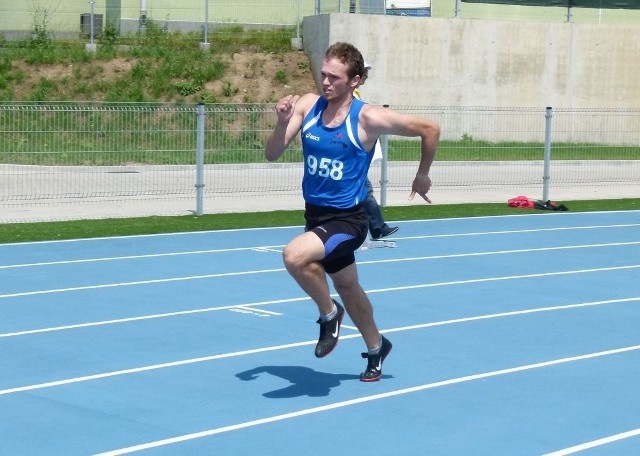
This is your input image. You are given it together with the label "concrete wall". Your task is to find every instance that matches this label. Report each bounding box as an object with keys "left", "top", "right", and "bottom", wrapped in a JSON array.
[{"left": 302, "top": 13, "right": 640, "bottom": 110}]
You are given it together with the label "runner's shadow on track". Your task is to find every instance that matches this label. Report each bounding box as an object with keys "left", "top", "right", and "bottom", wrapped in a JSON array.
[{"left": 236, "top": 365, "right": 392, "bottom": 398}]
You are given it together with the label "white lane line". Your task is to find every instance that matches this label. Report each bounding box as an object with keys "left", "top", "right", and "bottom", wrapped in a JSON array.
[
  {"left": 93, "top": 344, "right": 640, "bottom": 456},
  {"left": 251, "top": 247, "right": 283, "bottom": 253},
  {"left": 0, "top": 297, "right": 309, "bottom": 338},
  {"left": 0, "top": 338, "right": 324, "bottom": 396},
  {"left": 543, "top": 428, "right": 640, "bottom": 455},
  {"left": 2, "top": 211, "right": 638, "bottom": 250},
  {"left": 2, "top": 242, "right": 640, "bottom": 300},
  {"left": 2, "top": 297, "right": 639, "bottom": 395},
  {"left": 0, "top": 225, "right": 300, "bottom": 247},
  {"left": 0, "top": 246, "right": 285, "bottom": 270},
  {"left": 1, "top": 268, "right": 639, "bottom": 338},
  {"left": 342, "top": 324, "right": 359, "bottom": 331},
  {"left": 231, "top": 306, "right": 283, "bottom": 316},
  {"left": 394, "top": 223, "right": 640, "bottom": 241},
  {"left": 2, "top": 224, "right": 638, "bottom": 269},
  {"left": 0, "top": 268, "right": 286, "bottom": 299},
  {"left": 366, "top": 264, "right": 640, "bottom": 294},
  {"left": 361, "top": 241, "right": 640, "bottom": 265},
  {"left": 381, "top": 297, "right": 640, "bottom": 333}
]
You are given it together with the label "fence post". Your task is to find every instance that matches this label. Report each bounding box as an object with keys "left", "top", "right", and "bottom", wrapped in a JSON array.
[
  {"left": 199, "top": 0, "right": 211, "bottom": 51},
  {"left": 195, "top": 102, "right": 206, "bottom": 215},
  {"left": 542, "top": 106, "right": 553, "bottom": 202},
  {"left": 379, "top": 104, "right": 390, "bottom": 207},
  {"left": 85, "top": 0, "right": 97, "bottom": 53},
  {"left": 139, "top": 0, "right": 147, "bottom": 33}
]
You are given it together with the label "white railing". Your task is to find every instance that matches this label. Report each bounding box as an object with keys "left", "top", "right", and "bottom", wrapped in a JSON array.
[{"left": 0, "top": 103, "right": 638, "bottom": 222}]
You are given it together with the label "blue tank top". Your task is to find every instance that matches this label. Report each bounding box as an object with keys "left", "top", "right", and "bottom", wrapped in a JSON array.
[{"left": 300, "top": 97, "right": 373, "bottom": 209}]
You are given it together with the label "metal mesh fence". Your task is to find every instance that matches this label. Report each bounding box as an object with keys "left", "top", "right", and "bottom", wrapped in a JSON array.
[
  {"left": 0, "top": 103, "right": 198, "bottom": 202},
  {"left": 0, "top": 102, "right": 638, "bottom": 222},
  {"left": 385, "top": 106, "right": 640, "bottom": 190},
  {"left": 1, "top": 0, "right": 638, "bottom": 41}
]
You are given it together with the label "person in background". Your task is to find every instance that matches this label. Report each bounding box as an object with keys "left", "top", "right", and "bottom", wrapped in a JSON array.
[
  {"left": 265, "top": 42, "right": 439, "bottom": 382},
  {"left": 354, "top": 62, "right": 399, "bottom": 240}
]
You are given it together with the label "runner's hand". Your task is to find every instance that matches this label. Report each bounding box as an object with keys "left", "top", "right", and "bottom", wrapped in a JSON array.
[
  {"left": 275, "top": 95, "right": 300, "bottom": 123},
  {"left": 409, "top": 174, "right": 432, "bottom": 203}
]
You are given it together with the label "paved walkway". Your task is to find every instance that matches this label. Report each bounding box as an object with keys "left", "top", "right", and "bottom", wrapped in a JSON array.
[{"left": 1, "top": 161, "right": 638, "bottom": 223}]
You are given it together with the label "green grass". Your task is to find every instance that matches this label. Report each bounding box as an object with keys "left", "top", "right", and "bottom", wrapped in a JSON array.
[
  {"left": 2, "top": 136, "right": 638, "bottom": 166},
  {"left": 390, "top": 140, "right": 640, "bottom": 161},
  {"left": 2, "top": 198, "right": 638, "bottom": 245},
  {"left": 0, "top": 24, "right": 297, "bottom": 103}
]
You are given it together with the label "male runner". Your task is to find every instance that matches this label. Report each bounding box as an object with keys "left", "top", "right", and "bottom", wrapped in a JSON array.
[{"left": 265, "top": 42, "right": 439, "bottom": 381}]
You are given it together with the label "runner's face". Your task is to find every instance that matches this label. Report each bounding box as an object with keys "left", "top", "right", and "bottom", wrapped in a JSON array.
[{"left": 320, "top": 57, "right": 356, "bottom": 101}]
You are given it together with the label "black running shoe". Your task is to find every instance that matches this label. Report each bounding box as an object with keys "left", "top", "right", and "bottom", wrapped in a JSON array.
[
  {"left": 360, "top": 336, "right": 392, "bottom": 382},
  {"left": 314, "top": 300, "right": 345, "bottom": 358},
  {"left": 372, "top": 226, "right": 399, "bottom": 240},
  {"left": 380, "top": 226, "right": 399, "bottom": 239}
]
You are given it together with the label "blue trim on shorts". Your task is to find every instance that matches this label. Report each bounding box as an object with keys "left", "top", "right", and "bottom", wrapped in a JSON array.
[{"left": 325, "top": 233, "right": 356, "bottom": 257}]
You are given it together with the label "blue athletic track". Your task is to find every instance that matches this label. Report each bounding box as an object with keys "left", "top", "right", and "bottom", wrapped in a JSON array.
[{"left": 2, "top": 210, "right": 640, "bottom": 455}]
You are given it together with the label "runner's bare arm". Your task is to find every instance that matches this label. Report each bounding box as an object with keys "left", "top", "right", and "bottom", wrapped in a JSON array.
[
  {"left": 360, "top": 105, "right": 440, "bottom": 202},
  {"left": 265, "top": 94, "right": 318, "bottom": 161}
]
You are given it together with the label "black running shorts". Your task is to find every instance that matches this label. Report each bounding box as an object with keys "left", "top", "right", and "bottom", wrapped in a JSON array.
[{"left": 304, "top": 202, "right": 368, "bottom": 274}]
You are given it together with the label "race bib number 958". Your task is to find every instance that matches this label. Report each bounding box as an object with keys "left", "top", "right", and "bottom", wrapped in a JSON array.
[{"left": 307, "top": 155, "right": 344, "bottom": 180}]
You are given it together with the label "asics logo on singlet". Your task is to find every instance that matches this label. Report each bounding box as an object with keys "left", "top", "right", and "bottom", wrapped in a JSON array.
[{"left": 305, "top": 132, "right": 320, "bottom": 141}]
